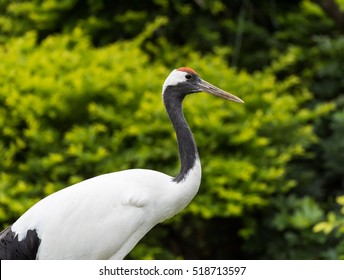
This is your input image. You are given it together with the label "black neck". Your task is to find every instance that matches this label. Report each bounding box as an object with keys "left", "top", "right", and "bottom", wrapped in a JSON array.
[{"left": 163, "top": 87, "right": 198, "bottom": 183}]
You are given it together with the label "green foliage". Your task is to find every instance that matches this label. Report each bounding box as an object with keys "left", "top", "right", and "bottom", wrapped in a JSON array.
[
  {"left": 314, "top": 196, "right": 344, "bottom": 235},
  {"left": 0, "top": 0, "right": 330, "bottom": 69},
  {"left": 239, "top": 33, "right": 344, "bottom": 259},
  {"left": 0, "top": 28, "right": 331, "bottom": 259},
  {"left": 313, "top": 195, "right": 344, "bottom": 259},
  {"left": 274, "top": 35, "right": 344, "bottom": 225}
]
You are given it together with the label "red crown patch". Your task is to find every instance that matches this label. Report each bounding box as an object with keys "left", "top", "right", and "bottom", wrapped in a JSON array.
[{"left": 177, "top": 67, "right": 198, "bottom": 75}]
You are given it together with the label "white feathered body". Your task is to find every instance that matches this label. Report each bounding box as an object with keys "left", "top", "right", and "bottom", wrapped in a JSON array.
[{"left": 11, "top": 159, "right": 201, "bottom": 259}]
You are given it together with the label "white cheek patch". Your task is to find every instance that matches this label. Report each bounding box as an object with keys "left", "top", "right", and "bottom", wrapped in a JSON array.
[{"left": 162, "top": 70, "right": 188, "bottom": 91}]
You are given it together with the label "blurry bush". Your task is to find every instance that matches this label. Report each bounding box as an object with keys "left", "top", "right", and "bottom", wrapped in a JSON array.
[
  {"left": 2, "top": 0, "right": 342, "bottom": 70},
  {"left": 0, "top": 28, "right": 335, "bottom": 259}
]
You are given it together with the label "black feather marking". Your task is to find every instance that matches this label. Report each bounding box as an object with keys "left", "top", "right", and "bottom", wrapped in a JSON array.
[
  {"left": 163, "top": 84, "right": 199, "bottom": 183},
  {"left": 0, "top": 226, "right": 41, "bottom": 260}
]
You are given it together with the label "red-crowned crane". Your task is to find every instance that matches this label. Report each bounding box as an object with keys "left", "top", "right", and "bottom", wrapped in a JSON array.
[{"left": 0, "top": 67, "right": 243, "bottom": 260}]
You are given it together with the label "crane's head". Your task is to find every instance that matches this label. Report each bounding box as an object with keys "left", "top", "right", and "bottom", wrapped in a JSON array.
[{"left": 163, "top": 67, "right": 244, "bottom": 103}]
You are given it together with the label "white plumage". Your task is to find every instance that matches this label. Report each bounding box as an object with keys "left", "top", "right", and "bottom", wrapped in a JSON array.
[{"left": 12, "top": 160, "right": 201, "bottom": 259}]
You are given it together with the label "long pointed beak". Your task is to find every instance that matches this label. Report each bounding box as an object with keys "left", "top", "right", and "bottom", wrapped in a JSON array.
[{"left": 198, "top": 79, "right": 244, "bottom": 103}]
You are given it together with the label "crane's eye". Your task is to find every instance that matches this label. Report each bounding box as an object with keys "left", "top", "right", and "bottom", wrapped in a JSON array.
[{"left": 185, "top": 74, "right": 192, "bottom": 80}]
